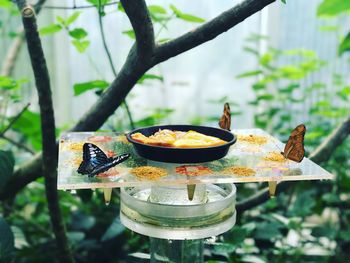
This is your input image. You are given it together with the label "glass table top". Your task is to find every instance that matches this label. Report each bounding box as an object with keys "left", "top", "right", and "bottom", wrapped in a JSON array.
[{"left": 57, "top": 129, "right": 334, "bottom": 190}]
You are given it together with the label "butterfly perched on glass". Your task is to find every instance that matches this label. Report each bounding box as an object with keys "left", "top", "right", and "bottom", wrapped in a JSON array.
[
  {"left": 77, "top": 143, "right": 130, "bottom": 177},
  {"left": 281, "top": 124, "right": 306, "bottom": 162},
  {"left": 218, "top": 103, "right": 231, "bottom": 131}
]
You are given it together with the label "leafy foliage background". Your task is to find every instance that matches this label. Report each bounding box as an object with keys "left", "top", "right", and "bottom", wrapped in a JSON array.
[{"left": 0, "top": 0, "right": 350, "bottom": 262}]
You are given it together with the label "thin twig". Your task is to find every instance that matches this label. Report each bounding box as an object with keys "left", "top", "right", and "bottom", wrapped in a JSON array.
[
  {"left": 97, "top": 0, "right": 135, "bottom": 129},
  {"left": 42, "top": 1, "right": 119, "bottom": 10},
  {"left": 0, "top": 103, "right": 30, "bottom": 137},
  {"left": 1, "top": 0, "right": 47, "bottom": 76},
  {"left": 0, "top": 134, "right": 35, "bottom": 154}
]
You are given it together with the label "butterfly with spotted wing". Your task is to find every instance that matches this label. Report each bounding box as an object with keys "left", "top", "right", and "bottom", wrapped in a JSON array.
[
  {"left": 77, "top": 143, "right": 130, "bottom": 177},
  {"left": 219, "top": 103, "right": 231, "bottom": 131},
  {"left": 281, "top": 124, "right": 306, "bottom": 162}
]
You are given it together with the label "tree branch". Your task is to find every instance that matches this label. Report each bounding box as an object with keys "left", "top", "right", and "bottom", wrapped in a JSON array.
[
  {"left": 120, "top": 0, "right": 155, "bottom": 58},
  {"left": 236, "top": 116, "right": 350, "bottom": 214},
  {"left": 42, "top": 1, "right": 119, "bottom": 10},
  {"left": 1, "top": 0, "right": 47, "bottom": 76},
  {"left": 153, "top": 0, "right": 275, "bottom": 63},
  {"left": 97, "top": 0, "right": 135, "bottom": 129},
  {"left": 16, "top": 2, "right": 74, "bottom": 262},
  {"left": 73, "top": 0, "right": 155, "bottom": 131},
  {"left": 0, "top": 135, "right": 35, "bottom": 154},
  {"left": 1, "top": 35, "right": 25, "bottom": 76},
  {"left": 308, "top": 116, "right": 350, "bottom": 164},
  {"left": 1, "top": 0, "right": 276, "bottom": 201}
]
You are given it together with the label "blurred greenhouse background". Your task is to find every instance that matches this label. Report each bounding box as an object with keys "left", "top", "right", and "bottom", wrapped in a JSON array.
[
  {"left": 2, "top": 0, "right": 349, "bottom": 129},
  {"left": 1, "top": 0, "right": 350, "bottom": 262}
]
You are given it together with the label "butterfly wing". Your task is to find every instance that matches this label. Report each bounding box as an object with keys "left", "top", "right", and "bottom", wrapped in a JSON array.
[
  {"left": 77, "top": 143, "right": 109, "bottom": 175},
  {"left": 91, "top": 153, "right": 131, "bottom": 176},
  {"left": 218, "top": 103, "right": 231, "bottom": 131},
  {"left": 283, "top": 124, "right": 306, "bottom": 162}
]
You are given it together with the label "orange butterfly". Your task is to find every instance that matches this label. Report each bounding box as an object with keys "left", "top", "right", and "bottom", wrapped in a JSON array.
[
  {"left": 218, "top": 103, "right": 231, "bottom": 131},
  {"left": 281, "top": 124, "right": 306, "bottom": 162}
]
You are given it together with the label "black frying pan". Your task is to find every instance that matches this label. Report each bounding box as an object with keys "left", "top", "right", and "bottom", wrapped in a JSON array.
[{"left": 126, "top": 125, "right": 236, "bottom": 163}]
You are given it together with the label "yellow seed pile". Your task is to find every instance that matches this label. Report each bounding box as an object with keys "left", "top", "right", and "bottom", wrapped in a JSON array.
[
  {"left": 117, "top": 135, "right": 130, "bottom": 144},
  {"left": 238, "top": 135, "right": 268, "bottom": 145},
  {"left": 263, "top": 152, "right": 286, "bottom": 162},
  {"left": 130, "top": 166, "right": 167, "bottom": 180},
  {"left": 222, "top": 166, "right": 256, "bottom": 176},
  {"left": 64, "top": 142, "right": 84, "bottom": 151}
]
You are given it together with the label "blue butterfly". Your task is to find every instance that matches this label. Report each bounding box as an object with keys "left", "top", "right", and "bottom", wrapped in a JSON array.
[{"left": 77, "top": 143, "right": 130, "bottom": 177}]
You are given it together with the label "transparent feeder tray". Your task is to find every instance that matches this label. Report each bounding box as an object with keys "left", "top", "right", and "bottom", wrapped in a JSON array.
[{"left": 58, "top": 129, "right": 334, "bottom": 190}]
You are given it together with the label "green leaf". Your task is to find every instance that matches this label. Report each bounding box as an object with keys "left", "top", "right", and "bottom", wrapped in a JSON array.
[
  {"left": 226, "top": 227, "right": 247, "bottom": 245},
  {"left": 305, "top": 130, "right": 325, "bottom": 140},
  {"left": 0, "top": 217, "right": 14, "bottom": 260},
  {"left": 122, "top": 29, "right": 135, "bottom": 39},
  {"left": 318, "top": 25, "right": 338, "bottom": 32},
  {"left": 11, "top": 226, "right": 28, "bottom": 249},
  {"left": 281, "top": 0, "right": 286, "bottom": 3},
  {"left": 312, "top": 226, "right": 337, "bottom": 239},
  {"left": 71, "top": 40, "right": 90, "bottom": 53},
  {"left": 176, "top": 13, "right": 205, "bottom": 23},
  {"left": 279, "top": 65, "right": 305, "bottom": 79},
  {"left": 0, "top": 76, "right": 19, "bottom": 90},
  {"left": 86, "top": 0, "right": 110, "bottom": 7},
  {"left": 0, "top": 151, "right": 15, "bottom": 190},
  {"left": 289, "top": 190, "right": 316, "bottom": 217},
  {"left": 279, "top": 83, "right": 299, "bottom": 93},
  {"left": 243, "top": 46, "right": 259, "bottom": 56},
  {"left": 257, "top": 94, "right": 274, "bottom": 101},
  {"left": 69, "top": 28, "right": 88, "bottom": 39},
  {"left": 117, "top": 2, "right": 125, "bottom": 12},
  {"left": 66, "top": 11, "right": 81, "bottom": 25},
  {"left": 70, "top": 211, "right": 96, "bottom": 231},
  {"left": 56, "top": 15, "right": 65, "bottom": 25},
  {"left": 73, "top": 80, "right": 110, "bottom": 96},
  {"left": 11, "top": 111, "right": 42, "bottom": 150},
  {"left": 137, "top": 74, "right": 164, "bottom": 84},
  {"left": 337, "top": 86, "right": 350, "bottom": 100},
  {"left": 134, "top": 108, "right": 174, "bottom": 127},
  {"left": 246, "top": 33, "right": 269, "bottom": 43},
  {"left": 170, "top": 4, "right": 205, "bottom": 23},
  {"left": 339, "top": 32, "right": 350, "bottom": 56},
  {"left": 317, "top": 0, "right": 350, "bottom": 17},
  {"left": 67, "top": 232, "right": 85, "bottom": 244},
  {"left": 236, "top": 70, "right": 263, "bottom": 78},
  {"left": 0, "top": 0, "right": 11, "bottom": 9},
  {"left": 101, "top": 217, "right": 125, "bottom": 242},
  {"left": 39, "top": 24, "right": 62, "bottom": 36},
  {"left": 158, "top": 38, "right": 171, "bottom": 43},
  {"left": 260, "top": 53, "right": 273, "bottom": 67},
  {"left": 252, "top": 83, "right": 266, "bottom": 91},
  {"left": 148, "top": 5, "right": 167, "bottom": 14},
  {"left": 315, "top": 100, "right": 330, "bottom": 108},
  {"left": 339, "top": 230, "right": 350, "bottom": 241},
  {"left": 254, "top": 222, "right": 282, "bottom": 240},
  {"left": 211, "top": 243, "right": 236, "bottom": 257}
]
